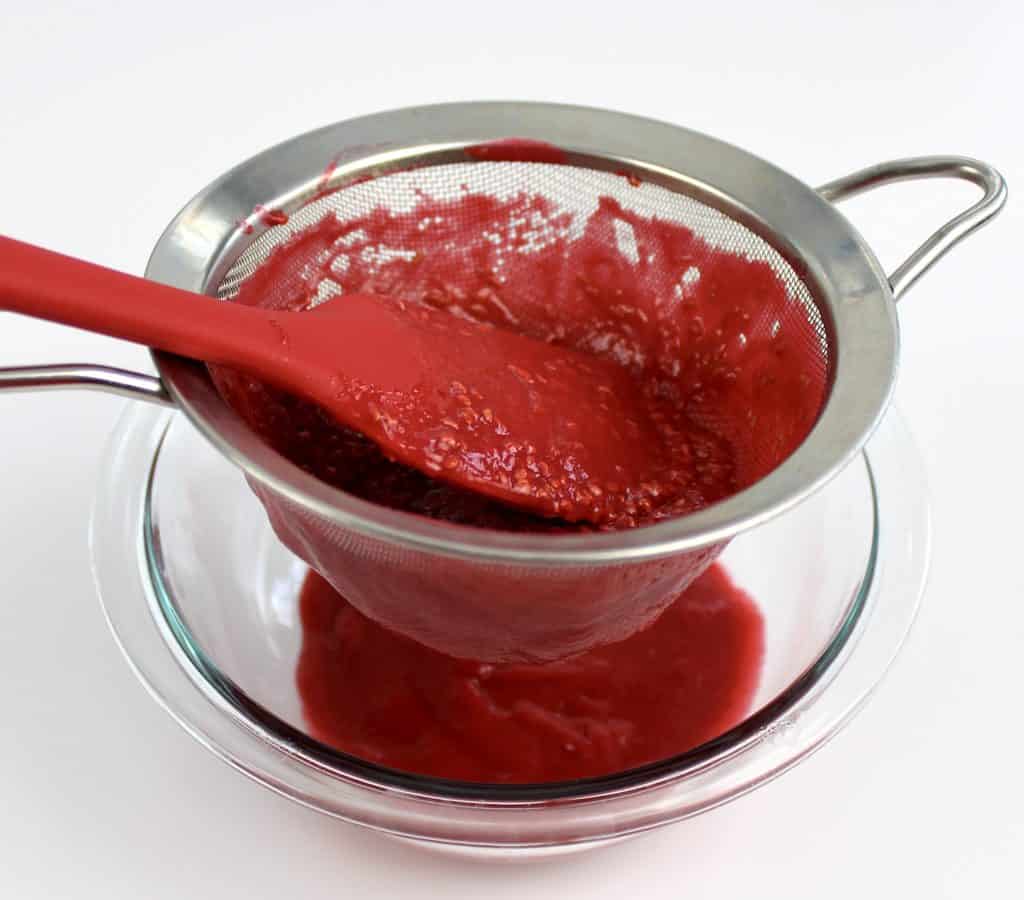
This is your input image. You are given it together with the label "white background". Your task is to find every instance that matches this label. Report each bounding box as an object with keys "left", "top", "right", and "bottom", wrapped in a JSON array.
[{"left": 1, "top": 2, "right": 1021, "bottom": 896}]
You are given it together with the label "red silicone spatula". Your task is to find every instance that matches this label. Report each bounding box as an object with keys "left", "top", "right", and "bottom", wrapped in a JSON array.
[{"left": 0, "top": 236, "right": 680, "bottom": 524}]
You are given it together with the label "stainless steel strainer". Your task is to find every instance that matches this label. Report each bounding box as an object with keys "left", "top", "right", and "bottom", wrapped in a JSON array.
[{"left": 0, "top": 102, "right": 1005, "bottom": 662}]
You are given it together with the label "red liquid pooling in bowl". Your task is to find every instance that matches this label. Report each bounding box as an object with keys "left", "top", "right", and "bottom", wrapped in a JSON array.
[{"left": 297, "top": 562, "right": 764, "bottom": 783}]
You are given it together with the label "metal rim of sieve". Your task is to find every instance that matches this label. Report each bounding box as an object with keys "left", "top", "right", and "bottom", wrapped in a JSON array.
[{"left": 3, "top": 102, "right": 1004, "bottom": 563}]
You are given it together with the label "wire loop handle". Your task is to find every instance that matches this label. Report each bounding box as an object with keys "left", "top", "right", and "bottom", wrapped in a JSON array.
[{"left": 817, "top": 156, "right": 1007, "bottom": 301}]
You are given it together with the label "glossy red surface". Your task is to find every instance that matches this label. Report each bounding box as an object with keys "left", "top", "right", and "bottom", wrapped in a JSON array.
[
  {"left": 212, "top": 184, "right": 823, "bottom": 530},
  {"left": 297, "top": 562, "right": 764, "bottom": 783}
]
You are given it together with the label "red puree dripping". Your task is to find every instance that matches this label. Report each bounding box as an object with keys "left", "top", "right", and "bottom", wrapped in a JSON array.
[
  {"left": 297, "top": 562, "right": 763, "bottom": 783},
  {"left": 212, "top": 183, "right": 823, "bottom": 532},
  {"left": 258, "top": 206, "right": 289, "bottom": 227},
  {"left": 464, "top": 138, "right": 569, "bottom": 164}
]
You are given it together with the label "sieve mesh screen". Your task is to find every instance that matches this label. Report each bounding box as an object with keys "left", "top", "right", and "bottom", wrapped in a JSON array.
[
  {"left": 220, "top": 163, "right": 826, "bottom": 349},
  {"left": 215, "top": 161, "right": 829, "bottom": 495}
]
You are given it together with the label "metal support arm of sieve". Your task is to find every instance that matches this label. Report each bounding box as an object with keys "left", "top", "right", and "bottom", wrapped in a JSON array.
[
  {"left": 0, "top": 363, "right": 173, "bottom": 404},
  {"left": 816, "top": 156, "right": 1007, "bottom": 301},
  {"left": 0, "top": 154, "right": 1005, "bottom": 404}
]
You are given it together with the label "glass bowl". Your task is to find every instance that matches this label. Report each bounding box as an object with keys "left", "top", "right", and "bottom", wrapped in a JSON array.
[{"left": 92, "top": 402, "right": 929, "bottom": 856}]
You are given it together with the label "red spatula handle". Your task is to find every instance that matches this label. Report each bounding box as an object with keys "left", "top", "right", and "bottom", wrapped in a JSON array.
[{"left": 0, "top": 235, "right": 284, "bottom": 372}]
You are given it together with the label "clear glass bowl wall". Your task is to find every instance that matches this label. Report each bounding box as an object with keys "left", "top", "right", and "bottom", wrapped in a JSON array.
[
  {"left": 150, "top": 415, "right": 870, "bottom": 732},
  {"left": 94, "top": 404, "right": 929, "bottom": 853}
]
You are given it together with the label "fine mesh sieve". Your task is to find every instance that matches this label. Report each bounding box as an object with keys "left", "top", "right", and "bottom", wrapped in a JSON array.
[{"left": 0, "top": 103, "right": 1005, "bottom": 662}]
